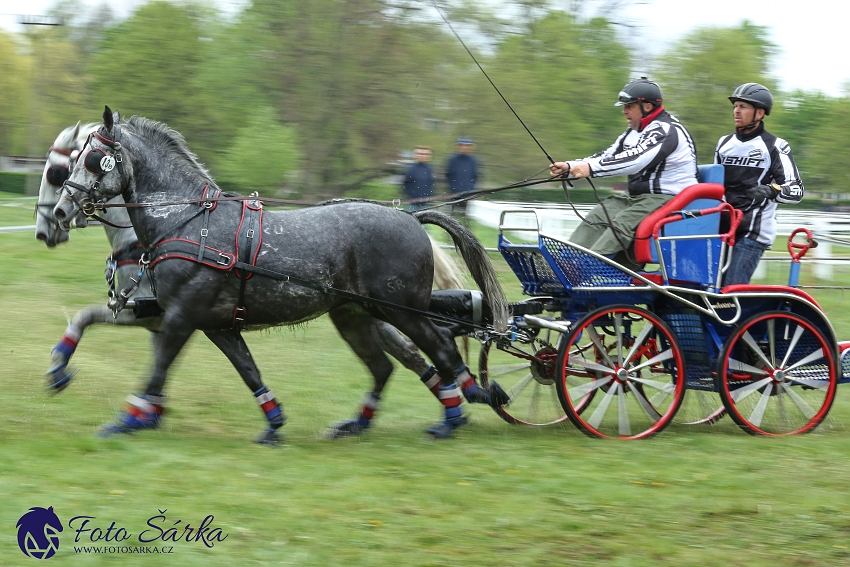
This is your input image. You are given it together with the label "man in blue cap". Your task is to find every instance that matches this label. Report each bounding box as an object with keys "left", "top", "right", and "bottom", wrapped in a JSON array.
[{"left": 445, "top": 137, "right": 479, "bottom": 213}]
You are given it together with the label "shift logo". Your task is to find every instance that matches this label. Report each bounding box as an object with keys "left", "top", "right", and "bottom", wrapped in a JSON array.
[
  {"left": 16, "top": 506, "right": 63, "bottom": 559},
  {"left": 720, "top": 152, "right": 765, "bottom": 167}
]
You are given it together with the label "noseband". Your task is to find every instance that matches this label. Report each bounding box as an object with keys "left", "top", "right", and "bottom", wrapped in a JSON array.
[{"left": 62, "top": 126, "right": 125, "bottom": 217}]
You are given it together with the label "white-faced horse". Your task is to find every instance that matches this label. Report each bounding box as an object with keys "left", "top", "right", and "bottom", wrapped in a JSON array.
[{"left": 53, "top": 108, "right": 508, "bottom": 443}]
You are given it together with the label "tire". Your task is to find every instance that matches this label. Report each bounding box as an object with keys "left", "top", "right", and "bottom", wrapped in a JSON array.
[
  {"left": 718, "top": 311, "right": 837, "bottom": 436},
  {"left": 674, "top": 391, "right": 726, "bottom": 425},
  {"left": 556, "top": 305, "right": 685, "bottom": 439}
]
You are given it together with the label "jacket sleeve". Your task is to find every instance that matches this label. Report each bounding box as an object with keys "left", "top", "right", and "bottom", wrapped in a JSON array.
[
  {"left": 769, "top": 138, "right": 804, "bottom": 204},
  {"left": 583, "top": 122, "right": 674, "bottom": 178},
  {"left": 576, "top": 132, "right": 626, "bottom": 167}
]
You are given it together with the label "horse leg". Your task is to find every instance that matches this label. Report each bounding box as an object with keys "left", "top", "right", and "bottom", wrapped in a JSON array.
[
  {"left": 373, "top": 319, "right": 492, "bottom": 409},
  {"left": 98, "top": 323, "right": 192, "bottom": 437},
  {"left": 378, "top": 313, "right": 481, "bottom": 438},
  {"left": 373, "top": 320, "right": 431, "bottom": 375},
  {"left": 325, "top": 308, "right": 395, "bottom": 439},
  {"left": 203, "top": 329, "right": 286, "bottom": 446},
  {"left": 46, "top": 305, "right": 156, "bottom": 393}
]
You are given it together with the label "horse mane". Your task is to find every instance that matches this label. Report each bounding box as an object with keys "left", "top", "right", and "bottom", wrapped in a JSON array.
[{"left": 125, "top": 115, "right": 218, "bottom": 189}]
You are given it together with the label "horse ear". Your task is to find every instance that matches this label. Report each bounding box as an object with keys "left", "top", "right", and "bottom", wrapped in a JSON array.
[
  {"left": 113, "top": 109, "right": 121, "bottom": 124},
  {"left": 103, "top": 105, "right": 114, "bottom": 134},
  {"left": 70, "top": 121, "right": 81, "bottom": 139}
]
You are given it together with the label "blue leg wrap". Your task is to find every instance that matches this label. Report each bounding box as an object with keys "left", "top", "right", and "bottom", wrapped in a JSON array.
[
  {"left": 254, "top": 386, "right": 286, "bottom": 429},
  {"left": 98, "top": 393, "right": 164, "bottom": 436}
]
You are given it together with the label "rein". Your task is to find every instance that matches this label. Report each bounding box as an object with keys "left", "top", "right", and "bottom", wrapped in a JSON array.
[{"left": 81, "top": 168, "right": 564, "bottom": 215}]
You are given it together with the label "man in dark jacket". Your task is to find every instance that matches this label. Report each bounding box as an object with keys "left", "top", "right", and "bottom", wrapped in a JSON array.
[
  {"left": 445, "top": 137, "right": 479, "bottom": 212},
  {"left": 403, "top": 146, "right": 434, "bottom": 211}
]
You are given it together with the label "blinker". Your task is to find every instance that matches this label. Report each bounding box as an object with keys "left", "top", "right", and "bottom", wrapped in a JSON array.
[
  {"left": 46, "top": 165, "right": 70, "bottom": 187},
  {"left": 84, "top": 149, "right": 115, "bottom": 175}
]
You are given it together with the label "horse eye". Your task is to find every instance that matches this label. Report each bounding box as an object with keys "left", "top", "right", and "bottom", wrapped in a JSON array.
[{"left": 46, "top": 165, "right": 70, "bottom": 187}]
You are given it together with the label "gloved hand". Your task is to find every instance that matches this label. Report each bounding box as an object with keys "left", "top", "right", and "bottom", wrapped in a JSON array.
[{"left": 746, "top": 184, "right": 779, "bottom": 202}]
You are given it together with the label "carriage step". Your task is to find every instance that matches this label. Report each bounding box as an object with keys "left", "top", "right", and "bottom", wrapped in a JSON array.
[{"left": 508, "top": 301, "right": 545, "bottom": 316}]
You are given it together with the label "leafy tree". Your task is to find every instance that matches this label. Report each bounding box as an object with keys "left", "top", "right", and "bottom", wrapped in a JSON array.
[
  {"left": 86, "top": 2, "right": 225, "bottom": 163},
  {"left": 456, "top": 12, "right": 632, "bottom": 183},
  {"left": 215, "top": 106, "right": 301, "bottom": 195},
  {"left": 237, "top": 0, "right": 469, "bottom": 197},
  {"left": 654, "top": 22, "right": 776, "bottom": 163},
  {"left": 0, "top": 31, "right": 30, "bottom": 155},
  {"left": 777, "top": 94, "right": 850, "bottom": 193}
]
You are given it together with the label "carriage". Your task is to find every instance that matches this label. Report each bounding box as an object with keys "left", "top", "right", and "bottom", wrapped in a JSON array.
[{"left": 468, "top": 164, "right": 850, "bottom": 439}]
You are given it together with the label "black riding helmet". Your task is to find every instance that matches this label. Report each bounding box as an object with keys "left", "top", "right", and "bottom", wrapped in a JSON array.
[
  {"left": 614, "top": 77, "right": 663, "bottom": 116},
  {"left": 729, "top": 83, "right": 773, "bottom": 115}
]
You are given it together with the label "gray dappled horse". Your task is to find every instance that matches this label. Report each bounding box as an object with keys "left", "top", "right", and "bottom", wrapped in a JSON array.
[
  {"left": 54, "top": 108, "right": 508, "bottom": 443},
  {"left": 36, "top": 123, "right": 469, "bottom": 408}
]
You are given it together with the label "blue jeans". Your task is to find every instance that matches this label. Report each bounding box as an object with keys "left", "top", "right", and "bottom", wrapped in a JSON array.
[{"left": 723, "top": 237, "right": 769, "bottom": 286}]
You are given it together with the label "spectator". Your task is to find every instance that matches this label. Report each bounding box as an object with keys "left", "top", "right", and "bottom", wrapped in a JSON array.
[
  {"left": 716, "top": 83, "right": 804, "bottom": 285},
  {"left": 403, "top": 146, "right": 434, "bottom": 211},
  {"left": 445, "top": 137, "right": 479, "bottom": 213}
]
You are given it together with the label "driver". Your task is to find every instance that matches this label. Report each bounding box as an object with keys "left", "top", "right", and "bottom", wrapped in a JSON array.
[
  {"left": 550, "top": 78, "right": 698, "bottom": 270},
  {"left": 715, "top": 83, "right": 804, "bottom": 286}
]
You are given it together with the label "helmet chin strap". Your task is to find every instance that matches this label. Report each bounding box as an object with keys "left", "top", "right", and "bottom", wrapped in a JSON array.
[{"left": 737, "top": 117, "right": 762, "bottom": 132}]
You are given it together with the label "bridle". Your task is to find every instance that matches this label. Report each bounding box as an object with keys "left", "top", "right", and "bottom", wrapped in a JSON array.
[
  {"left": 60, "top": 125, "right": 126, "bottom": 221},
  {"left": 35, "top": 142, "right": 84, "bottom": 225}
]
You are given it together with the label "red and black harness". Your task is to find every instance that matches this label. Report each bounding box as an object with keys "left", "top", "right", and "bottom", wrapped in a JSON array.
[{"left": 145, "top": 186, "right": 264, "bottom": 330}]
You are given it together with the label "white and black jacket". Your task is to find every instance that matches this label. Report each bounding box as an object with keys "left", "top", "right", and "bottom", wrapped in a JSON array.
[
  {"left": 579, "top": 108, "right": 698, "bottom": 196},
  {"left": 714, "top": 123, "right": 804, "bottom": 246}
]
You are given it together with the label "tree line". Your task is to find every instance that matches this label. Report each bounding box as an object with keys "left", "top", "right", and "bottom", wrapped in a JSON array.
[{"left": 0, "top": 0, "right": 847, "bottom": 200}]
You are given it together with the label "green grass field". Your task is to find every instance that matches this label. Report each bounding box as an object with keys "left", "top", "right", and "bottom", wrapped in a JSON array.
[{"left": 2, "top": 194, "right": 850, "bottom": 566}]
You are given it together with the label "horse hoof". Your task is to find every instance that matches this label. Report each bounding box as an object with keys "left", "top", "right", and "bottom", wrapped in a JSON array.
[
  {"left": 425, "top": 415, "right": 468, "bottom": 440},
  {"left": 256, "top": 428, "right": 283, "bottom": 446},
  {"left": 324, "top": 420, "right": 369, "bottom": 440},
  {"left": 45, "top": 367, "right": 79, "bottom": 395},
  {"left": 97, "top": 411, "right": 161, "bottom": 437},
  {"left": 465, "top": 380, "right": 511, "bottom": 408},
  {"left": 487, "top": 380, "right": 511, "bottom": 408}
]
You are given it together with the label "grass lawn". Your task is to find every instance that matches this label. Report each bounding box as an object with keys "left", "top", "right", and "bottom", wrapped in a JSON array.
[{"left": 2, "top": 198, "right": 850, "bottom": 566}]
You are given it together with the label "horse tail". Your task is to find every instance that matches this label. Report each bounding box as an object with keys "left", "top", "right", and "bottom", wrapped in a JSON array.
[
  {"left": 414, "top": 211, "right": 508, "bottom": 330},
  {"left": 429, "top": 235, "right": 466, "bottom": 290}
]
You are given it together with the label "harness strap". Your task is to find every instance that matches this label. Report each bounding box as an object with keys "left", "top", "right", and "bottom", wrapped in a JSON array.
[
  {"left": 112, "top": 242, "right": 145, "bottom": 266},
  {"left": 234, "top": 196, "right": 263, "bottom": 330},
  {"left": 150, "top": 238, "right": 235, "bottom": 270},
  {"left": 197, "top": 185, "right": 219, "bottom": 263}
]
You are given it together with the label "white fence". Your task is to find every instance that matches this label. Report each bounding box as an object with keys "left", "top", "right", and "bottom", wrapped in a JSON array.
[{"left": 467, "top": 200, "right": 850, "bottom": 281}]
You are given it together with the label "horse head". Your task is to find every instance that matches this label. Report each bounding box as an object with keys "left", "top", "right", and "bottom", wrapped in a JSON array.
[
  {"left": 35, "top": 121, "right": 98, "bottom": 246},
  {"left": 54, "top": 107, "right": 131, "bottom": 230}
]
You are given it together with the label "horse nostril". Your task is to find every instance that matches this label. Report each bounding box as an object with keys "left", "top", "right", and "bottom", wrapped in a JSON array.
[
  {"left": 54, "top": 207, "right": 66, "bottom": 220},
  {"left": 36, "top": 232, "right": 47, "bottom": 242}
]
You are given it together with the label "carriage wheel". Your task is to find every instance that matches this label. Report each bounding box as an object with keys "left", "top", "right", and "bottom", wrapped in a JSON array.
[
  {"left": 674, "top": 391, "right": 726, "bottom": 425},
  {"left": 556, "top": 305, "right": 685, "bottom": 439},
  {"left": 478, "top": 327, "right": 576, "bottom": 426},
  {"left": 605, "top": 334, "right": 725, "bottom": 426},
  {"left": 718, "top": 311, "right": 837, "bottom": 436}
]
